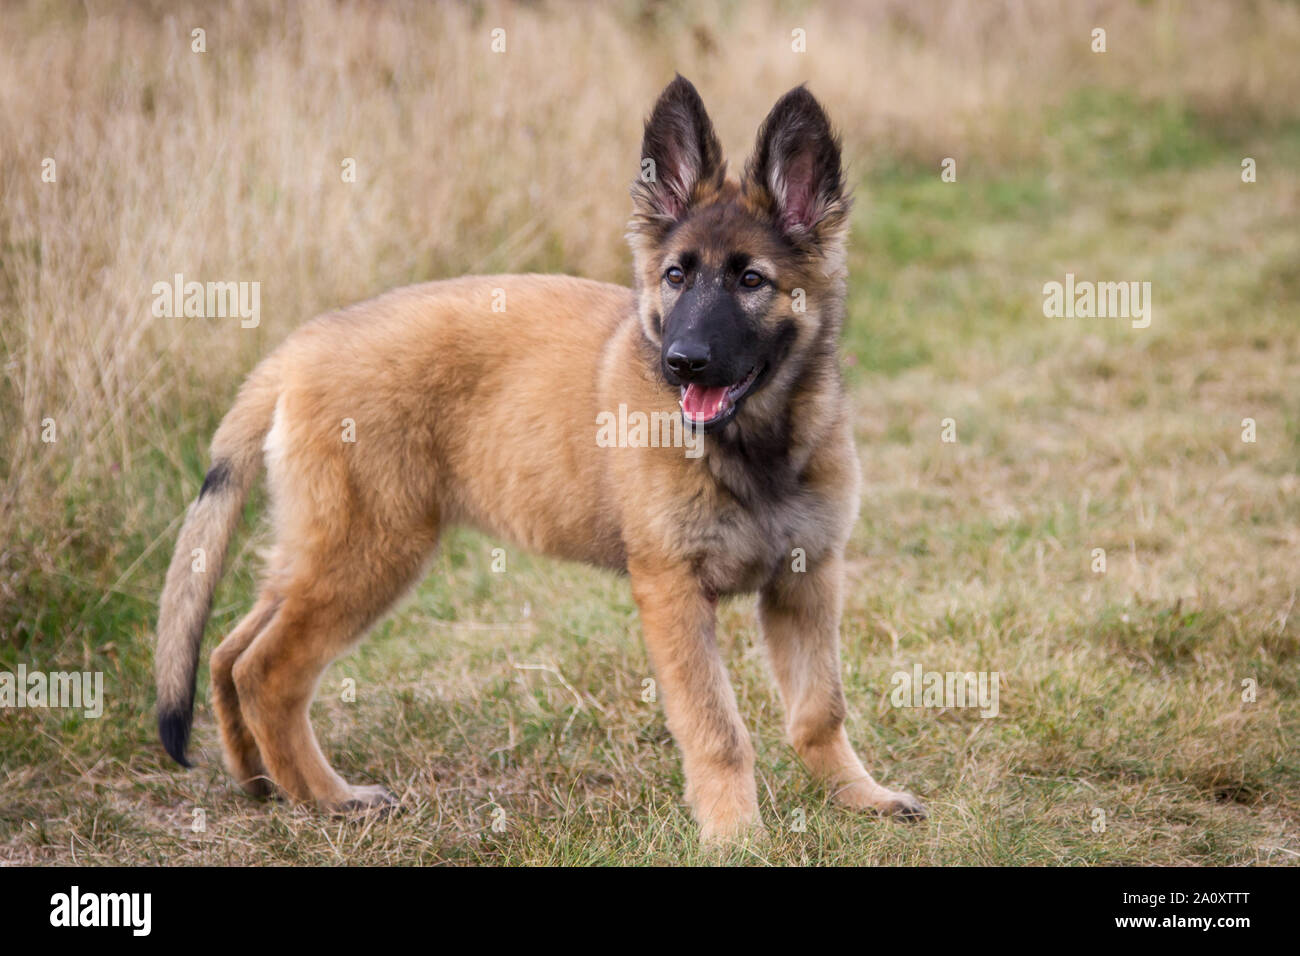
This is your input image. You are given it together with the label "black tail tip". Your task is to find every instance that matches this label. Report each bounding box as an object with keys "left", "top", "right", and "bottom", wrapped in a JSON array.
[{"left": 158, "top": 708, "right": 193, "bottom": 768}]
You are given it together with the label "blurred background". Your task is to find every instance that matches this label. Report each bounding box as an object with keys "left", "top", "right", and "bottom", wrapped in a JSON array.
[{"left": 1, "top": 1, "right": 1297, "bottom": 864}]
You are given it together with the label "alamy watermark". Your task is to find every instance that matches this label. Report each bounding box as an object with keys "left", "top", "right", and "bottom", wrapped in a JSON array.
[
  {"left": 0, "top": 665, "right": 103, "bottom": 718},
  {"left": 152, "top": 272, "right": 260, "bottom": 328},
  {"left": 596, "top": 403, "right": 704, "bottom": 458},
  {"left": 890, "top": 665, "right": 1000, "bottom": 717},
  {"left": 49, "top": 886, "right": 150, "bottom": 936},
  {"left": 1043, "top": 273, "right": 1151, "bottom": 328}
]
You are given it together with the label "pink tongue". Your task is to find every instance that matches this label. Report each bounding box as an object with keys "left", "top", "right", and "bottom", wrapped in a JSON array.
[{"left": 682, "top": 384, "right": 728, "bottom": 421}]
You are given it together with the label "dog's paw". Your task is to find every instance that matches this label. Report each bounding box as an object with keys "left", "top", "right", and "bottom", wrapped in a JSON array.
[
  {"left": 331, "top": 784, "right": 399, "bottom": 817},
  {"left": 833, "top": 780, "right": 927, "bottom": 822},
  {"left": 879, "top": 791, "right": 927, "bottom": 822},
  {"left": 690, "top": 774, "right": 763, "bottom": 846},
  {"left": 237, "top": 775, "right": 275, "bottom": 799},
  {"left": 699, "top": 815, "right": 767, "bottom": 848}
]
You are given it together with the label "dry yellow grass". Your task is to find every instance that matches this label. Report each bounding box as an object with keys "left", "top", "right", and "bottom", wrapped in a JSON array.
[{"left": 4, "top": 0, "right": 1299, "bottom": 566}]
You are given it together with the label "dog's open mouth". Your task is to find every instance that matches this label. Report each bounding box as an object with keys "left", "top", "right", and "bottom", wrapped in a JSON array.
[{"left": 679, "top": 365, "right": 762, "bottom": 430}]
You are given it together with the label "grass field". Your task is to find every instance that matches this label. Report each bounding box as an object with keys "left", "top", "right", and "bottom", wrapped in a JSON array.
[{"left": 1, "top": 1, "right": 1298, "bottom": 865}]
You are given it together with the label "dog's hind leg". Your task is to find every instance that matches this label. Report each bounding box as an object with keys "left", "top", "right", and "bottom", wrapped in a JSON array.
[
  {"left": 231, "top": 380, "right": 441, "bottom": 811},
  {"left": 232, "top": 604, "right": 383, "bottom": 811},
  {"left": 760, "top": 553, "right": 926, "bottom": 821},
  {"left": 230, "top": 535, "right": 433, "bottom": 812},
  {"left": 210, "top": 592, "right": 280, "bottom": 796}
]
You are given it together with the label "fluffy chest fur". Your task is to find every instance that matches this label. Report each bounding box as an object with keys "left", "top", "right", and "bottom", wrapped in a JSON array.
[{"left": 655, "top": 448, "right": 847, "bottom": 596}]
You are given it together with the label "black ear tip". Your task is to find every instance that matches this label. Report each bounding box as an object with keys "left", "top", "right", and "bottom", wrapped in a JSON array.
[
  {"left": 661, "top": 74, "right": 702, "bottom": 103},
  {"left": 778, "top": 84, "right": 828, "bottom": 118}
]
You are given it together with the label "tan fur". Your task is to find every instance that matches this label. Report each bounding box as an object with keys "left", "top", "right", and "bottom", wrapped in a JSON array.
[{"left": 156, "top": 82, "right": 924, "bottom": 841}]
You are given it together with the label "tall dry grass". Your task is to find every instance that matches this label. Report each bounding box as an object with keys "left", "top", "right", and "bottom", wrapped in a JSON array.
[{"left": 1, "top": 0, "right": 1299, "bottom": 642}]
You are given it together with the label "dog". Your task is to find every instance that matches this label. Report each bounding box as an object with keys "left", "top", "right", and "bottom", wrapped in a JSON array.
[{"left": 155, "top": 75, "right": 925, "bottom": 843}]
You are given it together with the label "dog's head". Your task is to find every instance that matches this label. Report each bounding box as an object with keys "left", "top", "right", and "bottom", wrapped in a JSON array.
[{"left": 627, "top": 75, "right": 850, "bottom": 434}]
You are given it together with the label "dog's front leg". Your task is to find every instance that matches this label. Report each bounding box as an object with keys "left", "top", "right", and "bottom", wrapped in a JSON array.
[
  {"left": 629, "top": 560, "right": 761, "bottom": 843},
  {"left": 760, "top": 552, "right": 926, "bottom": 820}
]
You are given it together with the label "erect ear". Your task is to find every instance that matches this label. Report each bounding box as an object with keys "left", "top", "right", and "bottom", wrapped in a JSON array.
[
  {"left": 742, "top": 86, "right": 849, "bottom": 250},
  {"left": 629, "top": 75, "right": 726, "bottom": 231}
]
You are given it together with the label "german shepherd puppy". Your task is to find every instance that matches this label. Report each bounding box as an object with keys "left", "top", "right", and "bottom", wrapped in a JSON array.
[{"left": 155, "top": 76, "right": 925, "bottom": 842}]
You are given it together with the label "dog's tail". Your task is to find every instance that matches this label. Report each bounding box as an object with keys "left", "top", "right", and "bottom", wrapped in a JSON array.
[{"left": 155, "top": 355, "right": 283, "bottom": 767}]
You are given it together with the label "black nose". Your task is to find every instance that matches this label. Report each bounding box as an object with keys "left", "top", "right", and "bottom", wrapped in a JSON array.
[{"left": 665, "top": 342, "right": 711, "bottom": 377}]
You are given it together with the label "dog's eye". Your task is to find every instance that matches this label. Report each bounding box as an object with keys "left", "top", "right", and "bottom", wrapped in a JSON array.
[
  {"left": 664, "top": 267, "right": 685, "bottom": 286},
  {"left": 740, "top": 270, "right": 765, "bottom": 289}
]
